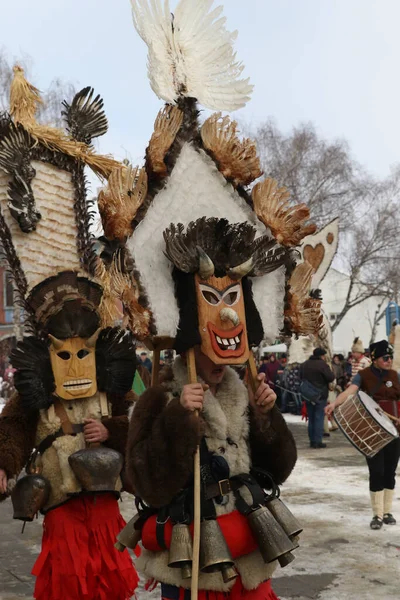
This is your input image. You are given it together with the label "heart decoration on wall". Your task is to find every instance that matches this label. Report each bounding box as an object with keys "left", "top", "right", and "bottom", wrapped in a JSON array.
[{"left": 303, "top": 243, "right": 325, "bottom": 272}]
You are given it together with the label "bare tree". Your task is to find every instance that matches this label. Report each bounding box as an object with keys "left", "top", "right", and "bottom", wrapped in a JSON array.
[
  {"left": 331, "top": 177, "right": 400, "bottom": 332},
  {"left": 253, "top": 119, "right": 368, "bottom": 227},
  {"left": 251, "top": 118, "right": 400, "bottom": 336}
]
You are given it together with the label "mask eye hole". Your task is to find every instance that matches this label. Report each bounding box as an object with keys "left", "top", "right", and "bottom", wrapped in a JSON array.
[
  {"left": 77, "top": 349, "right": 90, "bottom": 359},
  {"left": 200, "top": 285, "right": 221, "bottom": 306},
  {"left": 57, "top": 351, "right": 71, "bottom": 361},
  {"left": 222, "top": 285, "right": 241, "bottom": 306}
]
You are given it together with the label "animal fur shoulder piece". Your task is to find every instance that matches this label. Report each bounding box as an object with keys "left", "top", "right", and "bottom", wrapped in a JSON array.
[
  {"left": 131, "top": 0, "right": 253, "bottom": 111},
  {"left": 252, "top": 178, "right": 316, "bottom": 247},
  {"left": 201, "top": 113, "right": 262, "bottom": 187}
]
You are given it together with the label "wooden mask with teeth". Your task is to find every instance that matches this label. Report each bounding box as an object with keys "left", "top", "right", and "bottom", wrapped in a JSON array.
[
  {"left": 48, "top": 331, "right": 100, "bottom": 400},
  {"left": 195, "top": 270, "right": 249, "bottom": 365},
  {"left": 164, "top": 218, "right": 288, "bottom": 362}
]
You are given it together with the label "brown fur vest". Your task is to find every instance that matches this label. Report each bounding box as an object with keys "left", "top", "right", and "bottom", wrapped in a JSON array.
[{"left": 127, "top": 358, "right": 297, "bottom": 591}]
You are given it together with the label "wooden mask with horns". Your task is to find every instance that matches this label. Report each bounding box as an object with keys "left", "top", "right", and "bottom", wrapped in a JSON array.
[
  {"left": 48, "top": 329, "right": 100, "bottom": 400},
  {"left": 164, "top": 218, "right": 287, "bottom": 364}
]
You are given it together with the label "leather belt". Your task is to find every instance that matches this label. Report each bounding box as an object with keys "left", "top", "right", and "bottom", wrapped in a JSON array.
[{"left": 205, "top": 478, "right": 242, "bottom": 500}]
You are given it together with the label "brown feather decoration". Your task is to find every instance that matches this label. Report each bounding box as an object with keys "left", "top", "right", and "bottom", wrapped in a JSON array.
[
  {"left": 201, "top": 113, "right": 263, "bottom": 187},
  {"left": 9, "top": 66, "right": 119, "bottom": 179},
  {"left": 252, "top": 178, "right": 317, "bottom": 246},
  {"left": 108, "top": 256, "right": 151, "bottom": 340},
  {"left": 285, "top": 261, "right": 323, "bottom": 336},
  {"left": 94, "top": 259, "right": 122, "bottom": 328},
  {"left": 146, "top": 105, "right": 183, "bottom": 177},
  {"left": 98, "top": 164, "right": 147, "bottom": 240},
  {"left": 10, "top": 65, "right": 43, "bottom": 127}
]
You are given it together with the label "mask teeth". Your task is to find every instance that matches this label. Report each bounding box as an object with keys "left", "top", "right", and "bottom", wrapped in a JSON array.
[
  {"left": 63, "top": 379, "right": 92, "bottom": 388},
  {"left": 214, "top": 331, "right": 241, "bottom": 351}
]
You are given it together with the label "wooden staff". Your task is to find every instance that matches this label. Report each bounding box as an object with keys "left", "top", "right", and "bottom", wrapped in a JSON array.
[
  {"left": 187, "top": 347, "right": 201, "bottom": 600},
  {"left": 151, "top": 346, "right": 161, "bottom": 387},
  {"left": 247, "top": 351, "right": 261, "bottom": 395}
]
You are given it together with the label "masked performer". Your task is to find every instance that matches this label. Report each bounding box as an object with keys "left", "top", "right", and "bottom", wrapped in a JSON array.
[
  {"left": 0, "top": 68, "right": 138, "bottom": 600},
  {"left": 98, "top": 2, "right": 323, "bottom": 599},
  {"left": 327, "top": 340, "right": 400, "bottom": 530}
]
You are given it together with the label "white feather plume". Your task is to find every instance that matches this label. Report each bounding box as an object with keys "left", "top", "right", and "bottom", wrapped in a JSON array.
[{"left": 131, "top": 0, "right": 253, "bottom": 111}]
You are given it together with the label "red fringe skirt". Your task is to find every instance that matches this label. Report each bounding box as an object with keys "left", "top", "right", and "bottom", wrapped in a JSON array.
[
  {"left": 161, "top": 578, "right": 280, "bottom": 600},
  {"left": 32, "top": 494, "right": 138, "bottom": 600}
]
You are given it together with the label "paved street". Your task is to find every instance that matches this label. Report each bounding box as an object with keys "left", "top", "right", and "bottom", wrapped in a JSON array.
[{"left": 1, "top": 417, "right": 399, "bottom": 600}]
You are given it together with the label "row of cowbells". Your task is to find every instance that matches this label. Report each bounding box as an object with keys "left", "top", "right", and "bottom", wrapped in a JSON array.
[
  {"left": 116, "top": 498, "right": 302, "bottom": 582},
  {"left": 12, "top": 447, "right": 124, "bottom": 521}
]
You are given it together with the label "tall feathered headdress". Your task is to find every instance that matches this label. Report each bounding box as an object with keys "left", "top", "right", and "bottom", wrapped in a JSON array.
[
  {"left": 97, "top": 0, "right": 321, "bottom": 346},
  {"left": 0, "top": 67, "right": 124, "bottom": 335}
]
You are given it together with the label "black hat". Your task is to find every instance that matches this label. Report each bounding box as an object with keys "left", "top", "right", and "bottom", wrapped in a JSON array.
[
  {"left": 313, "top": 347, "right": 327, "bottom": 358},
  {"left": 369, "top": 340, "right": 393, "bottom": 360}
]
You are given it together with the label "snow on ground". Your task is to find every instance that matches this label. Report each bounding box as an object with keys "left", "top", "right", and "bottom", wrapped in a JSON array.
[{"left": 274, "top": 417, "right": 400, "bottom": 600}]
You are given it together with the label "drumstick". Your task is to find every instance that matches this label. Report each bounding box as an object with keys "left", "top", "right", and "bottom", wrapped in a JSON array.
[{"left": 382, "top": 410, "right": 399, "bottom": 423}]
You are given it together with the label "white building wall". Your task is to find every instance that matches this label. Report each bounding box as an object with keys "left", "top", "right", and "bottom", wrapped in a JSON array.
[{"left": 319, "top": 269, "right": 387, "bottom": 355}]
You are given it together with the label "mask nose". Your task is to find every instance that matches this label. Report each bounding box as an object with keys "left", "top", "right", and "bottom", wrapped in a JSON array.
[
  {"left": 220, "top": 307, "right": 240, "bottom": 327},
  {"left": 67, "top": 354, "right": 80, "bottom": 377}
]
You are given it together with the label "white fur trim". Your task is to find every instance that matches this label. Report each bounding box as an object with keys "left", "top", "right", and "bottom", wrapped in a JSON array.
[
  {"left": 36, "top": 393, "right": 121, "bottom": 510},
  {"left": 136, "top": 546, "right": 277, "bottom": 591},
  {"left": 128, "top": 144, "right": 285, "bottom": 342}
]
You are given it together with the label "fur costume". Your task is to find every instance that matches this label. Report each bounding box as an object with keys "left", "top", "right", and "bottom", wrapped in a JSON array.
[
  {"left": 95, "top": 1, "right": 322, "bottom": 599},
  {"left": 127, "top": 358, "right": 297, "bottom": 591},
  {"left": 0, "top": 67, "right": 138, "bottom": 600}
]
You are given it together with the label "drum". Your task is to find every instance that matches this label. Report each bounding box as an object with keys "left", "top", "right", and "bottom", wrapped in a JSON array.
[{"left": 334, "top": 391, "right": 399, "bottom": 457}]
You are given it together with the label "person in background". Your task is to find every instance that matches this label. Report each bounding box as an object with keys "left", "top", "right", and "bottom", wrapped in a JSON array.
[
  {"left": 263, "top": 354, "right": 281, "bottom": 391},
  {"left": 258, "top": 354, "right": 270, "bottom": 375},
  {"left": 326, "top": 340, "right": 400, "bottom": 530},
  {"left": 300, "top": 348, "right": 335, "bottom": 449},
  {"left": 350, "top": 337, "right": 371, "bottom": 379},
  {"left": 281, "top": 362, "right": 302, "bottom": 415},
  {"left": 332, "top": 354, "right": 347, "bottom": 391},
  {"left": 140, "top": 351, "right": 153, "bottom": 374}
]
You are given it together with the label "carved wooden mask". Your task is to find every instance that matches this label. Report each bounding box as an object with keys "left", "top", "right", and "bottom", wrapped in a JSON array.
[
  {"left": 49, "top": 333, "right": 99, "bottom": 400},
  {"left": 195, "top": 274, "right": 250, "bottom": 364}
]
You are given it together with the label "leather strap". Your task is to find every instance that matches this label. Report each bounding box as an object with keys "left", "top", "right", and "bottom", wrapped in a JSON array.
[
  {"left": 156, "top": 506, "right": 169, "bottom": 550},
  {"left": 99, "top": 392, "right": 109, "bottom": 417},
  {"left": 205, "top": 477, "right": 242, "bottom": 500},
  {"left": 54, "top": 399, "right": 74, "bottom": 434}
]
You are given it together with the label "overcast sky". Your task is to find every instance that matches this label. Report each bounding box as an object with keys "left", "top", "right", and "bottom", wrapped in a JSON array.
[{"left": 2, "top": 0, "right": 400, "bottom": 181}]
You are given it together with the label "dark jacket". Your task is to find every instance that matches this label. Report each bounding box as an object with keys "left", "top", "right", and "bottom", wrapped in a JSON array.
[{"left": 300, "top": 357, "right": 334, "bottom": 399}]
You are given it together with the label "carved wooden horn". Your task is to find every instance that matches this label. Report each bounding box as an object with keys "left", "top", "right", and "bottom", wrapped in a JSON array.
[
  {"left": 197, "top": 246, "right": 214, "bottom": 280},
  {"left": 228, "top": 257, "right": 253, "bottom": 281},
  {"left": 48, "top": 334, "right": 63, "bottom": 350},
  {"left": 86, "top": 328, "right": 102, "bottom": 348}
]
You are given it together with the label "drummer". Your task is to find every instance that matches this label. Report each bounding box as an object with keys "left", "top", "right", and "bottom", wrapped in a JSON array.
[{"left": 326, "top": 340, "right": 400, "bottom": 530}]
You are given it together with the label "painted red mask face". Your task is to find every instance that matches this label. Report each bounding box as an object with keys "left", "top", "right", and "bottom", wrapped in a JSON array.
[{"left": 195, "top": 274, "right": 250, "bottom": 365}]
